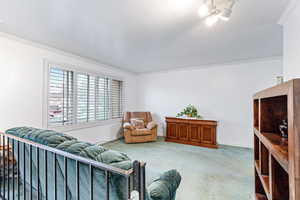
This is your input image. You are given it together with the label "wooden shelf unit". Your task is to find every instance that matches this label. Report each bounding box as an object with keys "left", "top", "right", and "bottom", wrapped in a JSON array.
[{"left": 253, "top": 79, "right": 300, "bottom": 200}]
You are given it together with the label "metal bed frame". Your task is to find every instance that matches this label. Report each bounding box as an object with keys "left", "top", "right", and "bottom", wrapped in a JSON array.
[{"left": 0, "top": 132, "right": 146, "bottom": 200}]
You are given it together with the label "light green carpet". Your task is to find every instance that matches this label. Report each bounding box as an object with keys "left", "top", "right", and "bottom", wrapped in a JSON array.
[{"left": 103, "top": 138, "right": 254, "bottom": 200}]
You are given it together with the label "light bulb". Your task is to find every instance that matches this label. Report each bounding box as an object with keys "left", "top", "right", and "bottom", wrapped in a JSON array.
[
  {"left": 205, "top": 15, "right": 219, "bottom": 27},
  {"left": 219, "top": 8, "right": 232, "bottom": 21},
  {"left": 198, "top": 4, "right": 209, "bottom": 17}
]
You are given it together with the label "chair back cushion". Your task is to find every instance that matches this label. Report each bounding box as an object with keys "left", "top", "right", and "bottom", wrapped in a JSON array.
[{"left": 123, "top": 112, "right": 153, "bottom": 125}]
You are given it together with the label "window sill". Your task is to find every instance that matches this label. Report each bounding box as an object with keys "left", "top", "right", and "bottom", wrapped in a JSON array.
[{"left": 47, "top": 118, "right": 122, "bottom": 133}]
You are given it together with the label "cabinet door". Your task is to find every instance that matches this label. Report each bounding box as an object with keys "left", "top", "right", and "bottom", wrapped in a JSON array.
[
  {"left": 190, "top": 125, "right": 201, "bottom": 143},
  {"left": 177, "top": 123, "right": 189, "bottom": 141},
  {"left": 167, "top": 122, "right": 177, "bottom": 139},
  {"left": 201, "top": 126, "right": 216, "bottom": 144}
]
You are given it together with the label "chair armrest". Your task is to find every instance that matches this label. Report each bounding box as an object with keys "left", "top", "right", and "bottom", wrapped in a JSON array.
[
  {"left": 147, "top": 121, "right": 158, "bottom": 130},
  {"left": 123, "top": 122, "right": 134, "bottom": 130},
  {"left": 147, "top": 170, "right": 181, "bottom": 200}
]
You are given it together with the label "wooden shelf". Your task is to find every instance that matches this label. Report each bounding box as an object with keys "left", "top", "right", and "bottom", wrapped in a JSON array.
[
  {"left": 253, "top": 80, "right": 293, "bottom": 99},
  {"left": 256, "top": 193, "right": 268, "bottom": 200},
  {"left": 261, "top": 175, "right": 270, "bottom": 195},
  {"left": 255, "top": 160, "right": 260, "bottom": 171},
  {"left": 255, "top": 161, "right": 271, "bottom": 199},
  {"left": 254, "top": 128, "right": 288, "bottom": 173},
  {"left": 253, "top": 79, "right": 300, "bottom": 200},
  {"left": 255, "top": 167, "right": 270, "bottom": 198}
]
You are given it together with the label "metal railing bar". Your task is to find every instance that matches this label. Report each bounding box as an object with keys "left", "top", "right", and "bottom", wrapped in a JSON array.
[
  {"left": 3, "top": 135, "right": 6, "bottom": 200},
  {"left": 2, "top": 133, "right": 131, "bottom": 177},
  {"left": 0, "top": 137, "right": 2, "bottom": 200},
  {"left": 17, "top": 141, "right": 20, "bottom": 200},
  {"left": 90, "top": 165, "right": 93, "bottom": 200},
  {"left": 23, "top": 143, "right": 26, "bottom": 200},
  {"left": 29, "top": 145, "right": 32, "bottom": 200},
  {"left": 36, "top": 147, "right": 40, "bottom": 200},
  {"left": 8, "top": 137, "right": 10, "bottom": 200},
  {"left": 54, "top": 153, "right": 57, "bottom": 200},
  {"left": 140, "top": 162, "right": 146, "bottom": 200},
  {"left": 105, "top": 171, "right": 110, "bottom": 200},
  {"left": 0, "top": 138, "right": 2, "bottom": 200},
  {"left": 133, "top": 161, "right": 140, "bottom": 194},
  {"left": 126, "top": 176, "right": 130, "bottom": 200},
  {"left": 45, "top": 150, "right": 48, "bottom": 200},
  {"left": 64, "top": 157, "right": 67, "bottom": 200},
  {"left": 12, "top": 139, "right": 15, "bottom": 200},
  {"left": 76, "top": 161, "right": 79, "bottom": 200}
]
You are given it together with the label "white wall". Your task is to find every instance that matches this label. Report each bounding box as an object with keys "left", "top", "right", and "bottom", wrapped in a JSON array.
[
  {"left": 137, "top": 59, "right": 283, "bottom": 148},
  {"left": 0, "top": 33, "right": 137, "bottom": 144},
  {"left": 280, "top": 1, "right": 300, "bottom": 80},
  {"left": 0, "top": 32, "right": 283, "bottom": 148}
]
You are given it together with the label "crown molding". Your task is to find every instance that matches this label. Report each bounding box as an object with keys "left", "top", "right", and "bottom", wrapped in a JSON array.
[
  {"left": 138, "top": 56, "right": 283, "bottom": 75},
  {"left": 278, "top": 0, "right": 300, "bottom": 25}
]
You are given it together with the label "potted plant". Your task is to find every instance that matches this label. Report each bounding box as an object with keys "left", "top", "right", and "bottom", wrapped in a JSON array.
[{"left": 176, "top": 104, "right": 202, "bottom": 119}]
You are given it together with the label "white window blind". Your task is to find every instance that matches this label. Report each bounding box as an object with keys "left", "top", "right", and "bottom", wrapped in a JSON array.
[
  {"left": 47, "top": 65, "right": 124, "bottom": 128},
  {"left": 111, "top": 79, "right": 123, "bottom": 119},
  {"left": 77, "top": 73, "right": 92, "bottom": 123},
  {"left": 48, "top": 67, "right": 74, "bottom": 126},
  {"left": 96, "top": 77, "right": 110, "bottom": 121}
]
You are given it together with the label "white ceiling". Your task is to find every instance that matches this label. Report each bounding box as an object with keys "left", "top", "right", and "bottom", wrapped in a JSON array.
[{"left": 0, "top": 0, "right": 288, "bottom": 73}]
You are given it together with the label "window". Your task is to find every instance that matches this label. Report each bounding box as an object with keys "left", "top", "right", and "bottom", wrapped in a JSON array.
[{"left": 47, "top": 63, "right": 123, "bottom": 128}]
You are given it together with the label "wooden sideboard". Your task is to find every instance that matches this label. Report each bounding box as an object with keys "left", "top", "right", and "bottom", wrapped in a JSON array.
[{"left": 165, "top": 117, "right": 218, "bottom": 148}]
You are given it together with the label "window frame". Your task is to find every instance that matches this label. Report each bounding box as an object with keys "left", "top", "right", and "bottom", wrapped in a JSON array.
[{"left": 43, "top": 60, "right": 124, "bottom": 132}]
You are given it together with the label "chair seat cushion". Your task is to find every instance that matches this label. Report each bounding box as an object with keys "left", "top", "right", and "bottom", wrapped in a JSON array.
[{"left": 131, "top": 128, "right": 152, "bottom": 136}]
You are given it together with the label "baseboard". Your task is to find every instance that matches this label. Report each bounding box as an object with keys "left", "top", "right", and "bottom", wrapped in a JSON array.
[
  {"left": 98, "top": 136, "right": 166, "bottom": 145},
  {"left": 99, "top": 136, "right": 252, "bottom": 150},
  {"left": 97, "top": 136, "right": 124, "bottom": 146}
]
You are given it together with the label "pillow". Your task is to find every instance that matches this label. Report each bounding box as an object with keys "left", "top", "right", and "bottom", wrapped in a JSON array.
[
  {"left": 123, "top": 122, "right": 134, "bottom": 130},
  {"left": 130, "top": 118, "right": 145, "bottom": 129},
  {"left": 147, "top": 121, "right": 157, "bottom": 130}
]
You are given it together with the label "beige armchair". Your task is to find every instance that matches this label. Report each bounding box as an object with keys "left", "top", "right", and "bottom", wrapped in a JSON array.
[{"left": 123, "top": 112, "right": 158, "bottom": 143}]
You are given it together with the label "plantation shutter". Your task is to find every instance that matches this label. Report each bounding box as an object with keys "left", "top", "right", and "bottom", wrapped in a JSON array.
[
  {"left": 48, "top": 67, "right": 74, "bottom": 126},
  {"left": 111, "top": 79, "right": 123, "bottom": 118},
  {"left": 96, "top": 77, "right": 110, "bottom": 120},
  {"left": 76, "top": 74, "right": 97, "bottom": 123}
]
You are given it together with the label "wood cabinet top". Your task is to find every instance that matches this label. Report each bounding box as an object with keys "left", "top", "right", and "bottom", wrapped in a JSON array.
[
  {"left": 253, "top": 79, "right": 300, "bottom": 99},
  {"left": 165, "top": 117, "right": 217, "bottom": 124}
]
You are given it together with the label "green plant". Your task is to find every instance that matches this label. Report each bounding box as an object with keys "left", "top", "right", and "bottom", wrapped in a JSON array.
[{"left": 176, "top": 104, "right": 202, "bottom": 118}]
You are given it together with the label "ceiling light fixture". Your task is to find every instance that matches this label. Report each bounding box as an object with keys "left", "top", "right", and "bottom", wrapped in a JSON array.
[{"left": 198, "top": 0, "right": 236, "bottom": 27}]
